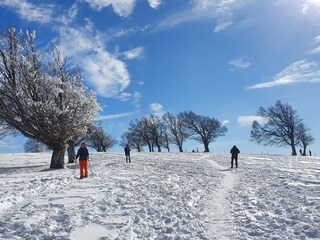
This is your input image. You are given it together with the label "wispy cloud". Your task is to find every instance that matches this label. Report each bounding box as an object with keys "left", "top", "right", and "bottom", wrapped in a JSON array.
[
  {"left": 58, "top": 24, "right": 131, "bottom": 98},
  {"left": 150, "top": 103, "right": 163, "bottom": 112},
  {"left": 150, "top": 103, "right": 165, "bottom": 116},
  {"left": 122, "top": 47, "right": 144, "bottom": 60},
  {"left": 228, "top": 57, "right": 251, "bottom": 70},
  {"left": 0, "top": 0, "right": 54, "bottom": 23},
  {"left": 148, "top": 0, "right": 162, "bottom": 9},
  {"left": 237, "top": 116, "right": 267, "bottom": 127},
  {"left": 97, "top": 112, "right": 136, "bottom": 121},
  {"left": 222, "top": 120, "right": 230, "bottom": 126},
  {"left": 247, "top": 60, "right": 320, "bottom": 89},
  {"left": 302, "top": 0, "right": 320, "bottom": 15},
  {"left": 82, "top": 0, "right": 162, "bottom": 17},
  {"left": 156, "top": 0, "right": 253, "bottom": 32},
  {"left": 306, "top": 35, "right": 320, "bottom": 55},
  {"left": 82, "top": 0, "right": 136, "bottom": 17}
]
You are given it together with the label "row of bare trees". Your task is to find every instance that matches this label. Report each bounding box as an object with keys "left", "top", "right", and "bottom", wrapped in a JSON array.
[
  {"left": 121, "top": 111, "right": 228, "bottom": 153},
  {"left": 120, "top": 101, "right": 315, "bottom": 156}
]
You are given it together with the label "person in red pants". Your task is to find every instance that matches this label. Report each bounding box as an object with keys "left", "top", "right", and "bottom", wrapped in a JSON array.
[{"left": 76, "top": 142, "right": 89, "bottom": 179}]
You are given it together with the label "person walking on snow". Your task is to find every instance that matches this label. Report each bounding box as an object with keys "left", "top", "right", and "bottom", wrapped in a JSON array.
[
  {"left": 124, "top": 144, "right": 131, "bottom": 163},
  {"left": 230, "top": 145, "right": 240, "bottom": 168},
  {"left": 76, "top": 142, "right": 89, "bottom": 179}
]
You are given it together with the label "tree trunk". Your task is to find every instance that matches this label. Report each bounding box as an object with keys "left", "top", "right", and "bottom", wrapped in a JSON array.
[
  {"left": 178, "top": 143, "right": 183, "bottom": 152},
  {"left": 291, "top": 145, "right": 297, "bottom": 156},
  {"left": 67, "top": 142, "right": 76, "bottom": 163},
  {"left": 148, "top": 143, "right": 152, "bottom": 152},
  {"left": 204, "top": 141, "right": 210, "bottom": 152},
  {"left": 156, "top": 142, "right": 161, "bottom": 152},
  {"left": 50, "top": 146, "right": 66, "bottom": 169},
  {"left": 303, "top": 147, "right": 307, "bottom": 156}
]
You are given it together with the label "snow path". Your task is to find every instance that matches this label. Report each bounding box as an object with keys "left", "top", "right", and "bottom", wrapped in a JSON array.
[{"left": 205, "top": 156, "right": 239, "bottom": 240}]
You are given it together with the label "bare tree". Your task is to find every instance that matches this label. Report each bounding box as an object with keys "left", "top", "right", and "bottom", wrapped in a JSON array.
[
  {"left": 178, "top": 111, "right": 227, "bottom": 152},
  {"left": 24, "top": 139, "right": 48, "bottom": 153},
  {"left": 162, "top": 131, "right": 170, "bottom": 152},
  {"left": 87, "top": 127, "right": 118, "bottom": 152},
  {"left": 250, "top": 100, "right": 303, "bottom": 156},
  {"left": 162, "top": 112, "right": 190, "bottom": 152},
  {"left": 0, "top": 28, "right": 99, "bottom": 168},
  {"left": 120, "top": 131, "right": 143, "bottom": 152},
  {"left": 299, "top": 124, "right": 314, "bottom": 156},
  {"left": 141, "top": 115, "right": 164, "bottom": 152},
  {"left": 129, "top": 119, "right": 153, "bottom": 152}
]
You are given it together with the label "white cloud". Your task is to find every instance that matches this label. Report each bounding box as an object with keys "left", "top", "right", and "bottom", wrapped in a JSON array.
[
  {"left": 122, "top": 47, "right": 144, "bottom": 60},
  {"left": 97, "top": 112, "right": 135, "bottom": 120},
  {"left": 306, "top": 35, "right": 320, "bottom": 55},
  {"left": 228, "top": 57, "right": 251, "bottom": 70},
  {"left": 59, "top": 26, "right": 131, "bottom": 98},
  {"left": 247, "top": 60, "right": 320, "bottom": 89},
  {"left": 118, "top": 92, "right": 132, "bottom": 101},
  {"left": 302, "top": 0, "right": 320, "bottom": 15},
  {"left": 0, "top": 0, "right": 54, "bottom": 23},
  {"left": 150, "top": 103, "right": 164, "bottom": 114},
  {"left": 237, "top": 116, "right": 267, "bottom": 127},
  {"left": 157, "top": 0, "right": 253, "bottom": 32},
  {"left": 82, "top": 0, "right": 136, "bottom": 17},
  {"left": 148, "top": 0, "right": 162, "bottom": 9},
  {"left": 133, "top": 91, "right": 142, "bottom": 107},
  {"left": 222, "top": 120, "right": 230, "bottom": 126}
]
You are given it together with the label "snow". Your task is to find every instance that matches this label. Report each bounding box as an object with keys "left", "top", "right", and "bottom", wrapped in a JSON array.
[{"left": 1, "top": 152, "right": 320, "bottom": 239}]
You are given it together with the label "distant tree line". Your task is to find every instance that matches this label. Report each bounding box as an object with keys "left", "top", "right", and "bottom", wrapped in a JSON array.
[{"left": 120, "top": 111, "right": 228, "bottom": 153}]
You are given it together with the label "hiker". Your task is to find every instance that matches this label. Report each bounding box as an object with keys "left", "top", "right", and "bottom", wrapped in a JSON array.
[
  {"left": 309, "top": 150, "right": 312, "bottom": 156},
  {"left": 124, "top": 144, "right": 131, "bottom": 163},
  {"left": 299, "top": 149, "right": 303, "bottom": 156},
  {"left": 76, "top": 142, "right": 89, "bottom": 179},
  {"left": 230, "top": 145, "right": 240, "bottom": 168}
]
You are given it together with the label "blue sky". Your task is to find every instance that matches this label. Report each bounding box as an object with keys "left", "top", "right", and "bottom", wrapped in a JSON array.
[{"left": 0, "top": 0, "right": 319, "bottom": 155}]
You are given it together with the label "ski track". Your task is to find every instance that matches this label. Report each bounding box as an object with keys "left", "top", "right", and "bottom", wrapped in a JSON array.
[{"left": 1, "top": 152, "right": 320, "bottom": 239}]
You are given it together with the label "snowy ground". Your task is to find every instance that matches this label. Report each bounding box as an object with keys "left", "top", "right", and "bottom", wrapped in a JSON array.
[{"left": 0, "top": 152, "right": 320, "bottom": 240}]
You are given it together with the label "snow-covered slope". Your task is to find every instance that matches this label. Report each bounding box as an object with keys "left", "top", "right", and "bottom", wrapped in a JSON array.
[{"left": 0, "top": 152, "right": 319, "bottom": 239}]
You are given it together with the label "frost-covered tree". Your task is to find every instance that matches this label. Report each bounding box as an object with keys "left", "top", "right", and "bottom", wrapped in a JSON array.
[
  {"left": 0, "top": 28, "right": 99, "bottom": 168},
  {"left": 178, "top": 111, "right": 227, "bottom": 152},
  {"left": 250, "top": 100, "right": 303, "bottom": 156},
  {"left": 162, "top": 112, "right": 190, "bottom": 152},
  {"left": 24, "top": 139, "right": 48, "bottom": 153},
  {"left": 87, "top": 126, "right": 118, "bottom": 152}
]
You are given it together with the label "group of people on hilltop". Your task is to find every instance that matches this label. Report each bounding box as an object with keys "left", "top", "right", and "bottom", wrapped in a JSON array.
[
  {"left": 74, "top": 142, "right": 240, "bottom": 179},
  {"left": 299, "top": 149, "right": 313, "bottom": 156}
]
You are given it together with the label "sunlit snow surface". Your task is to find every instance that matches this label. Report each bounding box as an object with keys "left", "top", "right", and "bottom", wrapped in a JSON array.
[{"left": 0, "top": 152, "right": 319, "bottom": 239}]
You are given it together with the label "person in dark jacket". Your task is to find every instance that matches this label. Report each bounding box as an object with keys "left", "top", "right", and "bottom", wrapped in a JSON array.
[
  {"left": 124, "top": 144, "right": 131, "bottom": 163},
  {"left": 230, "top": 145, "right": 240, "bottom": 168},
  {"left": 76, "top": 142, "right": 89, "bottom": 179}
]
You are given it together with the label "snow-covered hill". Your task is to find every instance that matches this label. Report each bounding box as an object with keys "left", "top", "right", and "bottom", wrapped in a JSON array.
[{"left": 0, "top": 152, "right": 319, "bottom": 239}]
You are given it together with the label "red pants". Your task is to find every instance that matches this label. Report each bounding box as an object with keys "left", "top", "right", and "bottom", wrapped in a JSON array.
[{"left": 79, "top": 160, "right": 88, "bottom": 177}]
